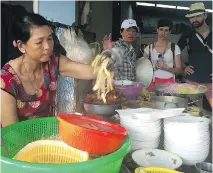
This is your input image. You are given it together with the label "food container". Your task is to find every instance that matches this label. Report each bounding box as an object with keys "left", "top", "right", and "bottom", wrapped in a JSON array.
[
  {"left": 1, "top": 117, "right": 131, "bottom": 173},
  {"left": 14, "top": 140, "right": 89, "bottom": 163},
  {"left": 195, "top": 162, "right": 213, "bottom": 173},
  {"left": 135, "top": 167, "right": 183, "bottom": 173},
  {"left": 121, "top": 100, "right": 155, "bottom": 109},
  {"left": 84, "top": 103, "right": 121, "bottom": 117},
  {"left": 151, "top": 96, "right": 188, "bottom": 110},
  {"left": 113, "top": 80, "right": 144, "bottom": 100},
  {"left": 57, "top": 114, "right": 127, "bottom": 154}
]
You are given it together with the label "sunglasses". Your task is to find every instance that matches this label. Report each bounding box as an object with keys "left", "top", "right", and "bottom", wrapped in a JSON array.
[{"left": 158, "top": 54, "right": 164, "bottom": 59}]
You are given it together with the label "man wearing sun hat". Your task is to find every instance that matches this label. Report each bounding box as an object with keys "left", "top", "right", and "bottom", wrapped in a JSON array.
[
  {"left": 177, "top": 2, "right": 212, "bottom": 109},
  {"left": 178, "top": 2, "right": 212, "bottom": 84},
  {"left": 102, "top": 19, "right": 138, "bottom": 81}
]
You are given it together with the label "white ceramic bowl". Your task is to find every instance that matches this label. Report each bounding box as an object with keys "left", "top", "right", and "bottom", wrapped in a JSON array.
[
  {"left": 132, "top": 149, "right": 183, "bottom": 169},
  {"left": 164, "top": 116, "right": 210, "bottom": 126},
  {"left": 164, "top": 147, "right": 209, "bottom": 166},
  {"left": 130, "top": 133, "right": 161, "bottom": 141},
  {"left": 164, "top": 132, "right": 210, "bottom": 142},
  {"left": 131, "top": 140, "right": 160, "bottom": 150}
]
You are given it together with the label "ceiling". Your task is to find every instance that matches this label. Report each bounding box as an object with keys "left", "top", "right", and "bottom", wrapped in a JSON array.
[
  {"left": 134, "top": 1, "right": 212, "bottom": 23},
  {"left": 142, "top": 1, "right": 212, "bottom": 8}
]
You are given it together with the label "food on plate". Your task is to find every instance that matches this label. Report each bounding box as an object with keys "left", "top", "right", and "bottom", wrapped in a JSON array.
[
  {"left": 121, "top": 100, "right": 155, "bottom": 109},
  {"left": 84, "top": 90, "right": 124, "bottom": 104},
  {"left": 91, "top": 54, "right": 114, "bottom": 103},
  {"left": 157, "top": 83, "right": 207, "bottom": 94},
  {"left": 138, "top": 88, "right": 151, "bottom": 101}
]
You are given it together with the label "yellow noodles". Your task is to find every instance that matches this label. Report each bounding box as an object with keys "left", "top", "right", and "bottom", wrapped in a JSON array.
[{"left": 91, "top": 55, "right": 114, "bottom": 103}]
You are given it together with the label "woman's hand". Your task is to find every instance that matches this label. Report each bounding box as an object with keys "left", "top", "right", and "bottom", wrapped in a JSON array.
[
  {"left": 184, "top": 66, "right": 194, "bottom": 75},
  {"left": 156, "top": 60, "right": 170, "bottom": 70},
  {"left": 100, "top": 47, "right": 123, "bottom": 71}
]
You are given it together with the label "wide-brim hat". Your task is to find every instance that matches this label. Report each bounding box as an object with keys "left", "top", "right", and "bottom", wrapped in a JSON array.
[{"left": 185, "top": 2, "right": 206, "bottom": 18}]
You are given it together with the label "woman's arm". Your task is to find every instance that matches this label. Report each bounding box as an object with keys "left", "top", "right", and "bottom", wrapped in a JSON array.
[
  {"left": 1, "top": 90, "right": 19, "bottom": 127},
  {"left": 164, "top": 54, "right": 182, "bottom": 74},
  {"left": 59, "top": 55, "right": 96, "bottom": 80}
]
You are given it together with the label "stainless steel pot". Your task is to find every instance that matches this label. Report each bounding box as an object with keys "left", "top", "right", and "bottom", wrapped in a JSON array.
[
  {"left": 195, "top": 162, "right": 213, "bottom": 173},
  {"left": 84, "top": 103, "right": 121, "bottom": 117},
  {"left": 155, "top": 90, "right": 205, "bottom": 109},
  {"left": 151, "top": 96, "right": 188, "bottom": 110}
]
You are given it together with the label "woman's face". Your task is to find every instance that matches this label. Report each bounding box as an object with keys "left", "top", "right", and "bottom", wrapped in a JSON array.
[
  {"left": 157, "top": 26, "right": 170, "bottom": 40},
  {"left": 21, "top": 25, "right": 54, "bottom": 62}
]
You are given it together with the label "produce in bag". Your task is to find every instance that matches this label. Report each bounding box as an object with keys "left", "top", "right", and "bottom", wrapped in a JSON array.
[{"left": 64, "top": 27, "right": 93, "bottom": 64}]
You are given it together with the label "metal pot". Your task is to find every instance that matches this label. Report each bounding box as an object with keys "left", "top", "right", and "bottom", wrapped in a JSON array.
[
  {"left": 151, "top": 96, "right": 188, "bottom": 110},
  {"left": 155, "top": 90, "right": 205, "bottom": 109},
  {"left": 195, "top": 162, "right": 213, "bottom": 173},
  {"left": 84, "top": 103, "right": 121, "bottom": 117}
]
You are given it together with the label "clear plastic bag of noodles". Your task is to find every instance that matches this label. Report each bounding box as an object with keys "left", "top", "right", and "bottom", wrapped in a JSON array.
[{"left": 56, "top": 27, "right": 94, "bottom": 114}]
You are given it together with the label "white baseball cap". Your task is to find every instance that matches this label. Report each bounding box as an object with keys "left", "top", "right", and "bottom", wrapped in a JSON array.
[{"left": 121, "top": 19, "right": 138, "bottom": 31}]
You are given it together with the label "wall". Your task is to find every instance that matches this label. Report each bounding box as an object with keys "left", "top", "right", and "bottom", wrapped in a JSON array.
[
  {"left": 3, "top": 1, "right": 33, "bottom": 12},
  {"left": 121, "top": 2, "right": 134, "bottom": 21},
  {"left": 38, "top": 1, "right": 75, "bottom": 25},
  {"left": 90, "top": 1, "right": 113, "bottom": 43}
]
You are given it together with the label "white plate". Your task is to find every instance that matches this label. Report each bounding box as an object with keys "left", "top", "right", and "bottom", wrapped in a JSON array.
[
  {"left": 132, "top": 149, "right": 183, "bottom": 169},
  {"left": 136, "top": 57, "right": 154, "bottom": 87}
]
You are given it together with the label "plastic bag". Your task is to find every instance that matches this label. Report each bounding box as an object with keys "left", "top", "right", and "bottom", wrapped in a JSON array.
[{"left": 64, "top": 27, "right": 93, "bottom": 64}]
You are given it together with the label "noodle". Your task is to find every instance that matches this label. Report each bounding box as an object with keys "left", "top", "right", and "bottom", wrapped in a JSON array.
[{"left": 91, "top": 55, "right": 114, "bottom": 103}]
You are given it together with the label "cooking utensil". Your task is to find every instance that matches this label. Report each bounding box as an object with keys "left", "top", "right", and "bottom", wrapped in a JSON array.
[
  {"left": 14, "top": 140, "right": 89, "bottom": 163},
  {"left": 57, "top": 114, "right": 127, "bottom": 154},
  {"left": 195, "top": 162, "right": 213, "bottom": 173},
  {"left": 84, "top": 102, "right": 121, "bottom": 117},
  {"left": 135, "top": 167, "right": 183, "bottom": 173},
  {"left": 136, "top": 57, "right": 154, "bottom": 87},
  {"left": 151, "top": 96, "right": 188, "bottom": 110},
  {"left": 114, "top": 81, "right": 144, "bottom": 100},
  {"left": 121, "top": 100, "right": 155, "bottom": 109},
  {"left": 1, "top": 117, "right": 131, "bottom": 173}
]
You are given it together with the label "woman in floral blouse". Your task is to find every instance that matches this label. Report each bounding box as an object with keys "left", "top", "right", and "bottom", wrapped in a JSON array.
[{"left": 0, "top": 13, "right": 117, "bottom": 127}]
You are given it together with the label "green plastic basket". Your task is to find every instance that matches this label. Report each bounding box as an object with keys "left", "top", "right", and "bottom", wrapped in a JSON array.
[{"left": 1, "top": 117, "right": 131, "bottom": 173}]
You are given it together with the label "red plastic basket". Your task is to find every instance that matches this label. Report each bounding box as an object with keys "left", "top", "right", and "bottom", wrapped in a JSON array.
[{"left": 57, "top": 114, "right": 127, "bottom": 154}]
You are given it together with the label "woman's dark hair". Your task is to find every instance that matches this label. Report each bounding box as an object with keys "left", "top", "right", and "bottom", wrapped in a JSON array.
[
  {"left": 157, "top": 19, "right": 173, "bottom": 30},
  {"left": 12, "top": 13, "right": 49, "bottom": 43}
]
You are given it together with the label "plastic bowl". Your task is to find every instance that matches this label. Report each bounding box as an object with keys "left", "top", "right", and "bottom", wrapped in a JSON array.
[
  {"left": 57, "top": 114, "right": 127, "bottom": 154},
  {"left": 114, "top": 83, "right": 144, "bottom": 100}
]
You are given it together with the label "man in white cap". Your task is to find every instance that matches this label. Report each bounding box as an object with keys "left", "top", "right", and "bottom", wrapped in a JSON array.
[
  {"left": 103, "top": 19, "right": 138, "bottom": 81},
  {"left": 178, "top": 2, "right": 212, "bottom": 85},
  {"left": 177, "top": 2, "right": 212, "bottom": 109}
]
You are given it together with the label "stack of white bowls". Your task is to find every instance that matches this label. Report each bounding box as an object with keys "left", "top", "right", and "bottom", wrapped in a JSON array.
[
  {"left": 164, "top": 115, "right": 210, "bottom": 166},
  {"left": 116, "top": 108, "right": 161, "bottom": 151}
]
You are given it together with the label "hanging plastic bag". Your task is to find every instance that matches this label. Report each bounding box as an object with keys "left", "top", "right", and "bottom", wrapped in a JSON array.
[{"left": 64, "top": 27, "right": 93, "bottom": 64}]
